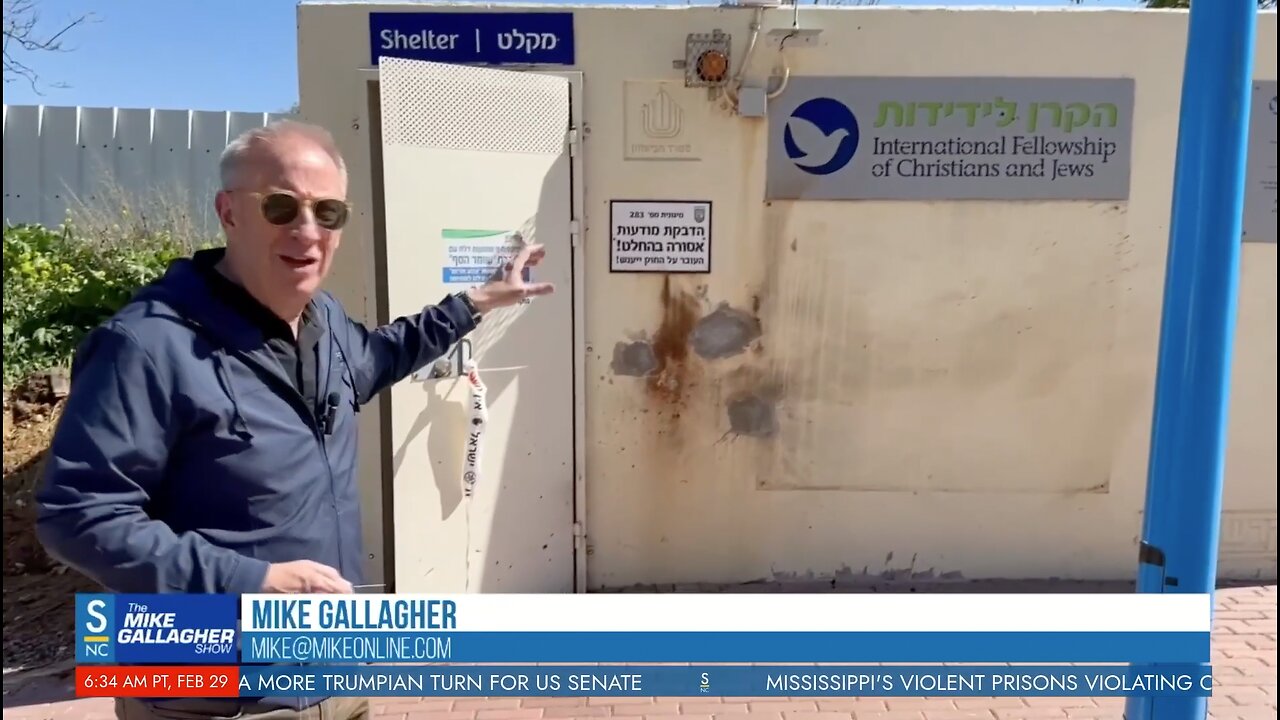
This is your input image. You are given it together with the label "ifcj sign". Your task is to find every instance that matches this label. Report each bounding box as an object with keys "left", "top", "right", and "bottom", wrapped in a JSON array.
[{"left": 766, "top": 76, "right": 1136, "bottom": 201}]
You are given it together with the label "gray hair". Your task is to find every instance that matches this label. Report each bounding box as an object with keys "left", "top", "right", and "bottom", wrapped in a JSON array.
[{"left": 219, "top": 119, "right": 348, "bottom": 190}]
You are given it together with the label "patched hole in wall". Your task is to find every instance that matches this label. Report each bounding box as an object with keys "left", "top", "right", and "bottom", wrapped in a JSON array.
[
  {"left": 612, "top": 341, "right": 658, "bottom": 377},
  {"left": 691, "top": 304, "right": 762, "bottom": 360},
  {"left": 726, "top": 393, "right": 778, "bottom": 438}
]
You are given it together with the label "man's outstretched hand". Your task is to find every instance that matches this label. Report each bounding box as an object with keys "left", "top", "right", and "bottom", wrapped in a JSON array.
[
  {"left": 262, "top": 560, "right": 354, "bottom": 594},
  {"left": 466, "top": 243, "right": 555, "bottom": 314}
]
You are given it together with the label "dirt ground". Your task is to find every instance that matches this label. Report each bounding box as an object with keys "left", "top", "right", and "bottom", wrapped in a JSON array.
[{"left": 3, "top": 378, "right": 100, "bottom": 680}]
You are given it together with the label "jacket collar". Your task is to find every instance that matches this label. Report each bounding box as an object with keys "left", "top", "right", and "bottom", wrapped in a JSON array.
[
  {"left": 139, "top": 248, "right": 333, "bottom": 405},
  {"left": 143, "top": 247, "right": 325, "bottom": 350}
]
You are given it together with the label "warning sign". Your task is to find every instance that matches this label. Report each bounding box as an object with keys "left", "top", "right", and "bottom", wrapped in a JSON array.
[{"left": 609, "top": 200, "right": 712, "bottom": 273}]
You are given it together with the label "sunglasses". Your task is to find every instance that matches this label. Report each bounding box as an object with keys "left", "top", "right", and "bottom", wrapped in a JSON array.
[{"left": 242, "top": 190, "right": 351, "bottom": 230}]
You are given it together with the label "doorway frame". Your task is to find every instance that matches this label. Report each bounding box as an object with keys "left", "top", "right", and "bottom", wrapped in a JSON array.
[{"left": 356, "top": 66, "right": 588, "bottom": 594}]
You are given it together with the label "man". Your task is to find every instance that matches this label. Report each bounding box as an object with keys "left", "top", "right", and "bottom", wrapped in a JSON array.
[{"left": 35, "top": 120, "right": 553, "bottom": 719}]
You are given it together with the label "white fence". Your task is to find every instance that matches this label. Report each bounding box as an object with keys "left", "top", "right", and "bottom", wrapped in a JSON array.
[{"left": 2, "top": 104, "right": 294, "bottom": 236}]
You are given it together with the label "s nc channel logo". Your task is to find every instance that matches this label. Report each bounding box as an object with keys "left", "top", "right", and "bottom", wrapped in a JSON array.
[{"left": 76, "top": 593, "right": 117, "bottom": 662}]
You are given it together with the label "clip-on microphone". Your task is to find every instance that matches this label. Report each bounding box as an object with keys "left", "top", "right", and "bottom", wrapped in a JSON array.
[{"left": 322, "top": 392, "right": 340, "bottom": 435}]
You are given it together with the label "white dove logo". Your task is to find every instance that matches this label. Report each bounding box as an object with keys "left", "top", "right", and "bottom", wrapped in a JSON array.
[
  {"left": 786, "top": 117, "right": 849, "bottom": 167},
  {"left": 783, "top": 97, "right": 860, "bottom": 176}
]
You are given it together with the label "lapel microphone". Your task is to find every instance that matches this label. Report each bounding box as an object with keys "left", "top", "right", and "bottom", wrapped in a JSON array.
[{"left": 322, "top": 392, "right": 340, "bottom": 435}]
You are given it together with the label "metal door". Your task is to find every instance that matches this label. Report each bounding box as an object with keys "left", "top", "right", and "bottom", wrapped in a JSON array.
[{"left": 377, "top": 57, "right": 576, "bottom": 593}]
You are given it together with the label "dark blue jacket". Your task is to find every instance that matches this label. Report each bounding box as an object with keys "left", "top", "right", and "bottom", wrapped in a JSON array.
[{"left": 36, "top": 251, "right": 476, "bottom": 597}]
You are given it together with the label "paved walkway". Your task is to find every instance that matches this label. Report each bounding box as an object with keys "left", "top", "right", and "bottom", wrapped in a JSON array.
[{"left": 3, "top": 585, "right": 1274, "bottom": 720}]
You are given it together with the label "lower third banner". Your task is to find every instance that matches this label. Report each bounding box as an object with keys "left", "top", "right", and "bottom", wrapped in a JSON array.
[{"left": 76, "top": 665, "right": 1215, "bottom": 698}]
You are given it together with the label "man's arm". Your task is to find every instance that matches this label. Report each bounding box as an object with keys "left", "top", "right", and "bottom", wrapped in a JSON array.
[
  {"left": 35, "top": 323, "right": 270, "bottom": 594},
  {"left": 341, "top": 293, "right": 479, "bottom": 403},
  {"left": 339, "top": 242, "right": 555, "bottom": 402}
]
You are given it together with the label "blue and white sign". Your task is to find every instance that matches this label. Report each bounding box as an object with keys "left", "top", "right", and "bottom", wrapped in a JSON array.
[
  {"left": 784, "top": 97, "right": 861, "bottom": 177},
  {"left": 233, "top": 665, "right": 1215, "bottom": 698},
  {"left": 76, "top": 593, "right": 238, "bottom": 664},
  {"left": 238, "top": 593, "right": 1212, "bottom": 664},
  {"left": 767, "top": 76, "right": 1135, "bottom": 201},
  {"left": 369, "top": 12, "right": 575, "bottom": 66}
]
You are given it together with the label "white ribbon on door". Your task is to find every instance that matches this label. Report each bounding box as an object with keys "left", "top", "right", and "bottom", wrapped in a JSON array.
[
  {"left": 461, "top": 358, "right": 489, "bottom": 592},
  {"left": 462, "top": 359, "right": 489, "bottom": 498}
]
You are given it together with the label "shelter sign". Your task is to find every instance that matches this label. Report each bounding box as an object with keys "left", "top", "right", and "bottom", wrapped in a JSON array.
[
  {"left": 368, "top": 12, "right": 575, "bottom": 66},
  {"left": 766, "top": 77, "right": 1135, "bottom": 201}
]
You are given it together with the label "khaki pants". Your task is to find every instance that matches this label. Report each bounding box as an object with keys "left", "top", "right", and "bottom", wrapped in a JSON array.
[{"left": 115, "top": 697, "right": 370, "bottom": 720}]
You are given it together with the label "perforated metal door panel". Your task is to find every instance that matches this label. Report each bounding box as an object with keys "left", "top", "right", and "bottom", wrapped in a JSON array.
[
  {"left": 377, "top": 57, "right": 575, "bottom": 594},
  {"left": 380, "top": 57, "right": 568, "bottom": 155}
]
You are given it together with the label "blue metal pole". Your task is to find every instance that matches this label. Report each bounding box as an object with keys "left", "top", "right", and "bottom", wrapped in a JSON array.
[{"left": 1125, "top": 2, "right": 1257, "bottom": 720}]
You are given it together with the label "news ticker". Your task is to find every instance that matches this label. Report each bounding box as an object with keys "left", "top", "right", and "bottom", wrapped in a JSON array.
[
  {"left": 75, "top": 665, "right": 1217, "bottom": 699},
  {"left": 76, "top": 592, "right": 1212, "bottom": 665}
]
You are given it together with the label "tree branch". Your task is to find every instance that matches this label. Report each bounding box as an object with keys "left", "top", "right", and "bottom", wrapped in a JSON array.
[{"left": 2, "top": 0, "right": 95, "bottom": 94}]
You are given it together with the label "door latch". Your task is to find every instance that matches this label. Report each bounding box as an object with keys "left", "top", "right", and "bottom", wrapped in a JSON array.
[{"left": 416, "top": 339, "right": 473, "bottom": 381}]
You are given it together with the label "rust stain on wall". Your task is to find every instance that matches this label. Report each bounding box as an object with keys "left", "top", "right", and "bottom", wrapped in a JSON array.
[{"left": 646, "top": 275, "right": 701, "bottom": 407}]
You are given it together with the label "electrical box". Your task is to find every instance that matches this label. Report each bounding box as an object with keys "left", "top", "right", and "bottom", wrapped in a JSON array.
[{"left": 737, "top": 86, "right": 768, "bottom": 117}]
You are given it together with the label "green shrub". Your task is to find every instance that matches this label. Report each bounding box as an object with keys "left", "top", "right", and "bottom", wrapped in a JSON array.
[{"left": 2, "top": 222, "right": 203, "bottom": 389}]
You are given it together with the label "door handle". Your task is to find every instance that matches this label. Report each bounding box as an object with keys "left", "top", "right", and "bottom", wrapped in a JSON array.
[{"left": 425, "top": 338, "right": 473, "bottom": 380}]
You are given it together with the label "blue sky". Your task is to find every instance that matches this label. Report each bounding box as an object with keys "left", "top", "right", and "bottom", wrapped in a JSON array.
[{"left": 3, "top": 0, "right": 1141, "bottom": 113}]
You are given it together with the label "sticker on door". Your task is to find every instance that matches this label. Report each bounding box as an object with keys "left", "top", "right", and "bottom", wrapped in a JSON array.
[{"left": 442, "top": 228, "right": 533, "bottom": 285}]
